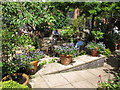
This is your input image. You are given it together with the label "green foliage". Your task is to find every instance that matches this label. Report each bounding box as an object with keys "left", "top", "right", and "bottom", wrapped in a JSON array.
[
  {"left": 79, "top": 50, "right": 86, "bottom": 56},
  {"left": 97, "top": 42, "right": 111, "bottom": 57},
  {"left": 0, "top": 80, "right": 30, "bottom": 89},
  {"left": 52, "top": 11, "right": 68, "bottom": 29},
  {"left": 2, "top": 29, "right": 16, "bottom": 56},
  {"left": 48, "top": 58, "right": 57, "bottom": 64},
  {"left": 72, "top": 15, "right": 85, "bottom": 30},
  {"left": 104, "top": 33, "right": 116, "bottom": 52},
  {"left": 17, "top": 34, "right": 33, "bottom": 47},
  {"left": 2, "top": 58, "right": 21, "bottom": 76},
  {"left": 2, "top": 2, "right": 56, "bottom": 30},
  {"left": 39, "top": 60, "right": 47, "bottom": 66},
  {"left": 86, "top": 42, "right": 99, "bottom": 50},
  {"left": 2, "top": 29, "right": 33, "bottom": 57},
  {"left": 86, "top": 42, "right": 111, "bottom": 56},
  {"left": 15, "top": 50, "right": 44, "bottom": 65},
  {"left": 55, "top": 45, "right": 80, "bottom": 58},
  {"left": 99, "top": 49, "right": 111, "bottom": 57},
  {"left": 2, "top": 29, "right": 34, "bottom": 76},
  {"left": 28, "top": 46, "right": 35, "bottom": 52},
  {"left": 60, "top": 26, "right": 75, "bottom": 41},
  {"left": 98, "top": 73, "right": 120, "bottom": 89},
  {"left": 91, "top": 30, "right": 104, "bottom": 41},
  {"left": 0, "top": 62, "right": 2, "bottom": 77}
]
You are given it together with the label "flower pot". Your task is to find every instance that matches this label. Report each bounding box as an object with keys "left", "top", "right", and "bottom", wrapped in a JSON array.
[
  {"left": 30, "top": 61, "right": 39, "bottom": 73},
  {"left": 60, "top": 55, "right": 72, "bottom": 65},
  {"left": 91, "top": 49, "right": 98, "bottom": 56},
  {"left": 115, "top": 41, "right": 119, "bottom": 50},
  {"left": 2, "top": 73, "right": 29, "bottom": 85}
]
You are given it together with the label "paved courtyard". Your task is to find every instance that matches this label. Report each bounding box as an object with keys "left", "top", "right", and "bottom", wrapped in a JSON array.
[
  {"left": 29, "top": 50, "right": 119, "bottom": 88},
  {"left": 29, "top": 63, "right": 115, "bottom": 88}
]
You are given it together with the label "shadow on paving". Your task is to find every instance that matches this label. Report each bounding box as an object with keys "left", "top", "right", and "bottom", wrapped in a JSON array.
[{"left": 105, "top": 51, "right": 120, "bottom": 74}]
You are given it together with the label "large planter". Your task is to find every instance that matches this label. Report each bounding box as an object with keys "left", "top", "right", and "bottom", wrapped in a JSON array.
[
  {"left": 29, "top": 61, "right": 39, "bottom": 73},
  {"left": 60, "top": 55, "right": 72, "bottom": 65},
  {"left": 91, "top": 49, "right": 98, "bottom": 56},
  {"left": 2, "top": 73, "right": 29, "bottom": 85}
]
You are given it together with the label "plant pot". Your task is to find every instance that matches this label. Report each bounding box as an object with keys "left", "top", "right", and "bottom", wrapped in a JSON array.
[
  {"left": 2, "top": 73, "right": 29, "bottom": 85},
  {"left": 115, "top": 41, "right": 119, "bottom": 50},
  {"left": 30, "top": 61, "right": 39, "bottom": 73},
  {"left": 91, "top": 49, "right": 98, "bottom": 56},
  {"left": 60, "top": 55, "right": 72, "bottom": 65}
]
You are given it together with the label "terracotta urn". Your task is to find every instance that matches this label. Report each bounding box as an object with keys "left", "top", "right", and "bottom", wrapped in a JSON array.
[
  {"left": 91, "top": 49, "right": 98, "bottom": 56},
  {"left": 2, "top": 73, "right": 29, "bottom": 85},
  {"left": 30, "top": 61, "right": 39, "bottom": 73},
  {"left": 60, "top": 55, "right": 72, "bottom": 65}
]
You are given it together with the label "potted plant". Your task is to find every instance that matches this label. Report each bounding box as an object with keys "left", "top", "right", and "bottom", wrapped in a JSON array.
[
  {"left": 86, "top": 42, "right": 99, "bottom": 56},
  {"left": 2, "top": 73, "right": 29, "bottom": 85},
  {"left": 55, "top": 45, "right": 79, "bottom": 65},
  {"left": 16, "top": 50, "right": 44, "bottom": 74}
]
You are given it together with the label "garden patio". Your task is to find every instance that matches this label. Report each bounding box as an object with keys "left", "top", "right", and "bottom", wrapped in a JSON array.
[
  {"left": 29, "top": 50, "right": 120, "bottom": 88},
  {"left": 1, "top": 1, "right": 120, "bottom": 89}
]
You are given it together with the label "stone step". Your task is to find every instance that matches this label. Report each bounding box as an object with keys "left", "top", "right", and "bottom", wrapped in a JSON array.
[
  {"left": 42, "top": 37, "right": 50, "bottom": 40},
  {"left": 37, "top": 55, "right": 106, "bottom": 76}
]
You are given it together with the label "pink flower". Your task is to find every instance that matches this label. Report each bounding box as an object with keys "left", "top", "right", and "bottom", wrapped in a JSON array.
[
  {"left": 98, "top": 81, "right": 101, "bottom": 83},
  {"left": 98, "top": 75, "right": 101, "bottom": 77}
]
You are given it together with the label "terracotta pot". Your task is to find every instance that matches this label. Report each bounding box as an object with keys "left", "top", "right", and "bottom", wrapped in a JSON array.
[
  {"left": 91, "top": 49, "right": 98, "bottom": 56},
  {"left": 30, "top": 61, "right": 39, "bottom": 73},
  {"left": 115, "top": 41, "right": 120, "bottom": 50},
  {"left": 60, "top": 55, "right": 72, "bottom": 65},
  {"left": 2, "top": 73, "right": 29, "bottom": 85},
  {"left": 117, "top": 46, "right": 120, "bottom": 50},
  {"left": 115, "top": 41, "right": 118, "bottom": 50}
]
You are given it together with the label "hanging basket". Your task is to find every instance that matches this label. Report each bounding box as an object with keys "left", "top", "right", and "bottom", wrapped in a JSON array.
[{"left": 60, "top": 55, "right": 72, "bottom": 65}]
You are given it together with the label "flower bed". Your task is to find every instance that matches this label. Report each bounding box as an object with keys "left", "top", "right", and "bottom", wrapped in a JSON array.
[{"left": 54, "top": 43, "right": 86, "bottom": 58}]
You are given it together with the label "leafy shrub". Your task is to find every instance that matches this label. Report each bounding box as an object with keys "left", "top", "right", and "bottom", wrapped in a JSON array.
[
  {"left": 2, "top": 29, "right": 34, "bottom": 58},
  {"left": 60, "top": 26, "right": 75, "bottom": 41},
  {"left": 99, "top": 49, "right": 111, "bottom": 57},
  {"left": 2, "top": 29, "right": 17, "bottom": 57},
  {"left": 2, "top": 61, "right": 20, "bottom": 77},
  {"left": 15, "top": 50, "right": 45, "bottom": 69},
  {"left": 2, "top": 29, "right": 34, "bottom": 76},
  {"left": 2, "top": 50, "right": 45, "bottom": 76},
  {"left": 55, "top": 43, "right": 86, "bottom": 58},
  {"left": 0, "top": 80, "right": 30, "bottom": 89},
  {"left": 55, "top": 46, "right": 78, "bottom": 57},
  {"left": 39, "top": 60, "right": 47, "bottom": 66},
  {"left": 86, "top": 42, "right": 99, "bottom": 50},
  {"left": 48, "top": 58, "right": 57, "bottom": 64},
  {"left": 98, "top": 73, "right": 120, "bottom": 89},
  {"left": 91, "top": 30, "right": 104, "bottom": 41},
  {"left": 86, "top": 42, "right": 111, "bottom": 57}
]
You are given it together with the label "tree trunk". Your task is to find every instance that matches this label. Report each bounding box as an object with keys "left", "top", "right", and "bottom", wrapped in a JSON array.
[
  {"left": 91, "top": 15, "right": 95, "bottom": 30},
  {"left": 74, "top": 8, "right": 80, "bottom": 20}
]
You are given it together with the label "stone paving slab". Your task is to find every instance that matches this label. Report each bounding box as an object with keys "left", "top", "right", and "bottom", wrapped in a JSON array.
[
  {"left": 61, "top": 71, "right": 85, "bottom": 83},
  {"left": 87, "top": 77, "right": 99, "bottom": 88},
  {"left": 53, "top": 84, "right": 74, "bottom": 88},
  {"left": 37, "top": 55, "right": 106, "bottom": 75},
  {"left": 75, "top": 70, "right": 97, "bottom": 79},
  {"left": 71, "top": 80, "right": 96, "bottom": 88},
  {"left": 87, "top": 68, "right": 107, "bottom": 76},
  {"left": 42, "top": 74, "right": 69, "bottom": 87},
  {"left": 29, "top": 51, "right": 119, "bottom": 88},
  {"left": 30, "top": 65, "right": 114, "bottom": 88}
]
